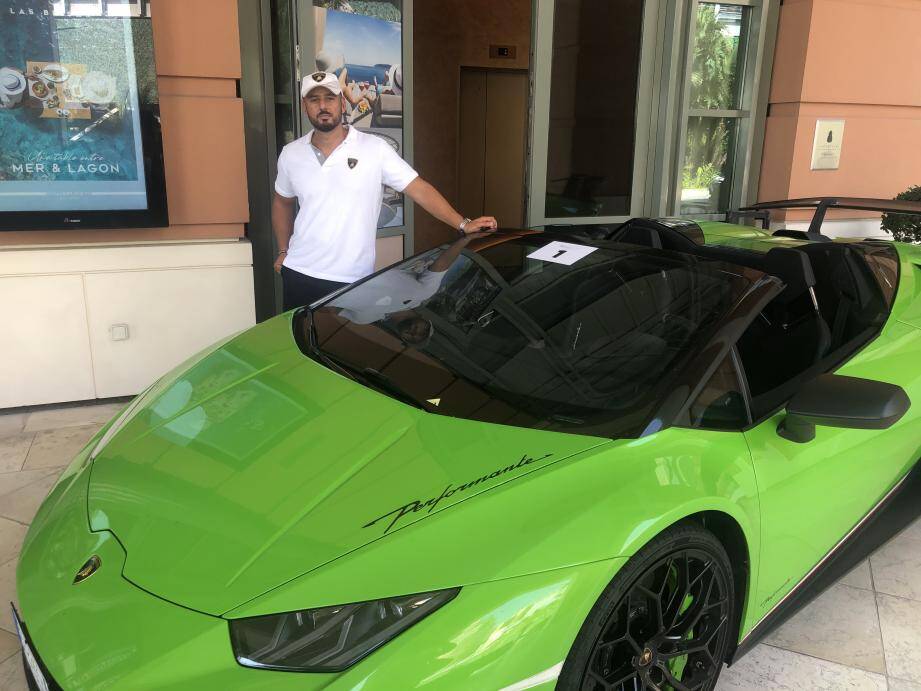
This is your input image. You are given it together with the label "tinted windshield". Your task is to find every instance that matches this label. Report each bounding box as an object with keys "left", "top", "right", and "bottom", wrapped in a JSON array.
[{"left": 296, "top": 234, "right": 758, "bottom": 437}]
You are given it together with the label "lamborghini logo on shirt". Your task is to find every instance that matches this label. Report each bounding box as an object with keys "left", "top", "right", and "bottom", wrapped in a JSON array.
[{"left": 348, "top": 158, "right": 358, "bottom": 169}]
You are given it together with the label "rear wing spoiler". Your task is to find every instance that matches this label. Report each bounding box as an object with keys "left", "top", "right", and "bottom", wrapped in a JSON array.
[{"left": 726, "top": 197, "right": 921, "bottom": 238}]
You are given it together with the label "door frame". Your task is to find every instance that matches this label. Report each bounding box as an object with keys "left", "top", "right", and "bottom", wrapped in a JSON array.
[
  {"left": 457, "top": 66, "right": 531, "bottom": 228},
  {"left": 526, "top": 0, "right": 664, "bottom": 227},
  {"left": 239, "top": 0, "right": 281, "bottom": 321},
  {"left": 525, "top": 0, "right": 780, "bottom": 227},
  {"left": 668, "top": 0, "right": 779, "bottom": 220},
  {"left": 293, "top": 0, "right": 415, "bottom": 256},
  {"left": 241, "top": 0, "right": 418, "bottom": 319}
]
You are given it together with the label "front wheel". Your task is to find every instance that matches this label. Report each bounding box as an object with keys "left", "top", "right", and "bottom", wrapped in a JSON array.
[{"left": 558, "top": 524, "right": 736, "bottom": 691}]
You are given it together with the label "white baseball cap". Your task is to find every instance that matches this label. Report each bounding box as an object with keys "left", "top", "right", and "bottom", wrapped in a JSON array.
[{"left": 301, "top": 71, "right": 342, "bottom": 98}]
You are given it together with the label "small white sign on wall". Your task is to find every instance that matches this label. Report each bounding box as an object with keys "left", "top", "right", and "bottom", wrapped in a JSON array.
[{"left": 811, "top": 119, "right": 846, "bottom": 170}]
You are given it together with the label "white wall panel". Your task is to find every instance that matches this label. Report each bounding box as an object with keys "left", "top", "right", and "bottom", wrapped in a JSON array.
[
  {"left": 84, "top": 267, "right": 257, "bottom": 398},
  {"left": 0, "top": 274, "right": 96, "bottom": 408},
  {"left": 0, "top": 240, "right": 255, "bottom": 408},
  {"left": 0, "top": 239, "right": 250, "bottom": 276}
]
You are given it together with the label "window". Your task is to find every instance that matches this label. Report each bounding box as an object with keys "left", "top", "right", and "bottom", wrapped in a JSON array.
[
  {"left": 529, "top": 0, "right": 657, "bottom": 226},
  {"left": 677, "top": 1, "right": 763, "bottom": 216},
  {"left": 529, "top": 0, "right": 778, "bottom": 226},
  {"left": 688, "top": 353, "right": 748, "bottom": 430},
  {"left": 270, "top": 0, "right": 297, "bottom": 152},
  {"left": 544, "top": 0, "right": 645, "bottom": 219},
  {"left": 735, "top": 243, "right": 896, "bottom": 423},
  {"left": 859, "top": 244, "right": 900, "bottom": 310},
  {"left": 303, "top": 236, "right": 757, "bottom": 438}
]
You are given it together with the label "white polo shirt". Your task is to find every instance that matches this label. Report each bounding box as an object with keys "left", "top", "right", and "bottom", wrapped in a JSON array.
[{"left": 275, "top": 126, "right": 418, "bottom": 283}]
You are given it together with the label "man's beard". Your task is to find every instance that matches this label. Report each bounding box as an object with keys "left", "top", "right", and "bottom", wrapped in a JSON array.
[{"left": 309, "top": 112, "right": 340, "bottom": 132}]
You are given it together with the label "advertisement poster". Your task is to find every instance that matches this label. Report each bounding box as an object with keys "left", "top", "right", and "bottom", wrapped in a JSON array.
[
  {"left": 313, "top": 0, "right": 404, "bottom": 228},
  {"left": 0, "top": 0, "right": 150, "bottom": 213}
]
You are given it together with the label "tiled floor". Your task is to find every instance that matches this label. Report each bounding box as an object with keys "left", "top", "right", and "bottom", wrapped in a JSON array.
[
  {"left": 0, "top": 401, "right": 919, "bottom": 690},
  {"left": 0, "top": 400, "right": 124, "bottom": 691}
]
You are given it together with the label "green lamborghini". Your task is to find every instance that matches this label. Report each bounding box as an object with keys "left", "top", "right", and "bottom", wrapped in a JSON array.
[{"left": 13, "top": 198, "right": 921, "bottom": 690}]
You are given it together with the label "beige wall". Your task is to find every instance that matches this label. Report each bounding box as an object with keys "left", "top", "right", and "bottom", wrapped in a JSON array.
[
  {"left": 413, "top": 0, "right": 531, "bottom": 251},
  {"left": 0, "top": 0, "right": 248, "bottom": 245},
  {"left": 760, "top": 0, "right": 921, "bottom": 219}
]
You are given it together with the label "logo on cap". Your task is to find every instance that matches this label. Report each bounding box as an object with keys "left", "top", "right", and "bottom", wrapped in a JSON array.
[
  {"left": 348, "top": 158, "right": 358, "bottom": 169},
  {"left": 312, "top": 72, "right": 326, "bottom": 82}
]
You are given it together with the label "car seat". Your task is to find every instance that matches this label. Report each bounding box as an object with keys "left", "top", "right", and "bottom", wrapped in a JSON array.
[{"left": 738, "top": 248, "right": 831, "bottom": 396}]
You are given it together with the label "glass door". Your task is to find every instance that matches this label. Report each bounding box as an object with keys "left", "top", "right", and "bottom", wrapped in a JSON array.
[
  {"left": 270, "top": 0, "right": 298, "bottom": 151},
  {"left": 527, "top": 0, "right": 779, "bottom": 227},
  {"left": 673, "top": 0, "right": 774, "bottom": 218},
  {"left": 527, "top": 0, "right": 662, "bottom": 227},
  {"left": 279, "top": 0, "right": 414, "bottom": 255}
]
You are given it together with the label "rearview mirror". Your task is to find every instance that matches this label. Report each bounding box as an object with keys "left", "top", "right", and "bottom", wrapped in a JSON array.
[{"left": 778, "top": 374, "right": 910, "bottom": 443}]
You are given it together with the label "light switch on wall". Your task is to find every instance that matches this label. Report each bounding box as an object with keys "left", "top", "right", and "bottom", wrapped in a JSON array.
[{"left": 110, "top": 323, "right": 130, "bottom": 341}]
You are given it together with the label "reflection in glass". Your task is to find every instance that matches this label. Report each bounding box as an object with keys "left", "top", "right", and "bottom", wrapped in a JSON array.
[
  {"left": 689, "top": 3, "right": 748, "bottom": 110},
  {"left": 544, "top": 0, "right": 644, "bottom": 218},
  {"left": 688, "top": 355, "right": 746, "bottom": 430},
  {"left": 271, "top": 0, "right": 297, "bottom": 150},
  {"left": 149, "top": 348, "right": 316, "bottom": 465},
  {"left": 303, "top": 234, "right": 757, "bottom": 438},
  {"left": 680, "top": 116, "right": 738, "bottom": 215}
]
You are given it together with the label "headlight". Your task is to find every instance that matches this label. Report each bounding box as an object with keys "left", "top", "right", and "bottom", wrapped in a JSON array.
[{"left": 229, "top": 588, "right": 460, "bottom": 672}]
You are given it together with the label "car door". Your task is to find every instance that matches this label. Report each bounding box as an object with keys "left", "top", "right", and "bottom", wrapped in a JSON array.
[{"left": 741, "top": 318, "right": 921, "bottom": 627}]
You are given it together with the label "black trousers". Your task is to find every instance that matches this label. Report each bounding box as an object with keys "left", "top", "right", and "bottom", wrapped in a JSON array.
[{"left": 281, "top": 266, "right": 349, "bottom": 311}]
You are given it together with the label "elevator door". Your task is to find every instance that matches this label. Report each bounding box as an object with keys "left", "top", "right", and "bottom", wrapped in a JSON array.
[{"left": 458, "top": 68, "right": 529, "bottom": 228}]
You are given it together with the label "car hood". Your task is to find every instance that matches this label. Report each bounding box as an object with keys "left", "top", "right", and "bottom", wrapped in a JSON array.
[{"left": 88, "top": 315, "right": 607, "bottom": 615}]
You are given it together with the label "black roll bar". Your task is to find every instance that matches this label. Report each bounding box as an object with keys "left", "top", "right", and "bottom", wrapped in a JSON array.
[{"left": 735, "top": 197, "right": 921, "bottom": 237}]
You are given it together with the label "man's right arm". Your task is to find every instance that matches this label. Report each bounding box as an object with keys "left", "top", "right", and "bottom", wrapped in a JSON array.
[
  {"left": 271, "top": 192, "right": 297, "bottom": 274},
  {"left": 429, "top": 232, "right": 479, "bottom": 272}
]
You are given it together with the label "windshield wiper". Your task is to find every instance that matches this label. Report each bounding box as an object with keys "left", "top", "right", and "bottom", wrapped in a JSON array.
[
  {"left": 301, "top": 309, "right": 341, "bottom": 370},
  {"left": 358, "top": 367, "right": 427, "bottom": 411},
  {"left": 303, "top": 308, "right": 321, "bottom": 351},
  {"left": 313, "top": 343, "right": 426, "bottom": 411}
]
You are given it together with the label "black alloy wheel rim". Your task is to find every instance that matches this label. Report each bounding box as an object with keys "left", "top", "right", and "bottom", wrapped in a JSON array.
[{"left": 580, "top": 548, "right": 731, "bottom": 691}]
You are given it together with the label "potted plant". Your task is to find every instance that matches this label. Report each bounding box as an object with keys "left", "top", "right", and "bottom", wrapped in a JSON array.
[{"left": 881, "top": 186, "right": 921, "bottom": 243}]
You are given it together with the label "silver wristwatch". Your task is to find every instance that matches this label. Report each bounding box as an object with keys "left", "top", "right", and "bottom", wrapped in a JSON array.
[{"left": 458, "top": 217, "right": 472, "bottom": 235}]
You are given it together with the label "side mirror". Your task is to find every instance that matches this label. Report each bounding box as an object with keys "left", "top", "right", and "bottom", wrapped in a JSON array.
[{"left": 778, "top": 374, "right": 911, "bottom": 443}]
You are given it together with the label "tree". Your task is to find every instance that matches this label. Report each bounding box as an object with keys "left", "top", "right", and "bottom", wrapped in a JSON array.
[
  {"left": 881, "top": 186, "right": 921, "bottom": 243},
  {"left": 683, "top": 5, "right": 739, "bottom": 191}
]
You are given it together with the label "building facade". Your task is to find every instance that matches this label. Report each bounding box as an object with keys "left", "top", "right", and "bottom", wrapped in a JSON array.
[
  {"left": 2, "top": 0, "right": 920, "bottom": 408},
  {"left": 0, "top": 0, "right": 255, "bottom": 409}
]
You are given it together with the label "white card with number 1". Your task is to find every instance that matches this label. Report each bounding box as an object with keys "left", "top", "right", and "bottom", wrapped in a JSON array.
[{"left": 527, "top": 241, "right": 598, "bottom": 266}]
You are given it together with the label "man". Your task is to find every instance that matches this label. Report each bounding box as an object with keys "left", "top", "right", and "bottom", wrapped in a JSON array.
[{"left": 273, "top": 71, "right": 497, "bottom": 311}]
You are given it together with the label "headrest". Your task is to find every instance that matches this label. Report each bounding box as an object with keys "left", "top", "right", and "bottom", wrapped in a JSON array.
[
  {"left": 763, "top": 247, "right": 816, "bottom": 299},
  {"left": 617, "top": 225, "right": 663, "bottom": 249}
]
